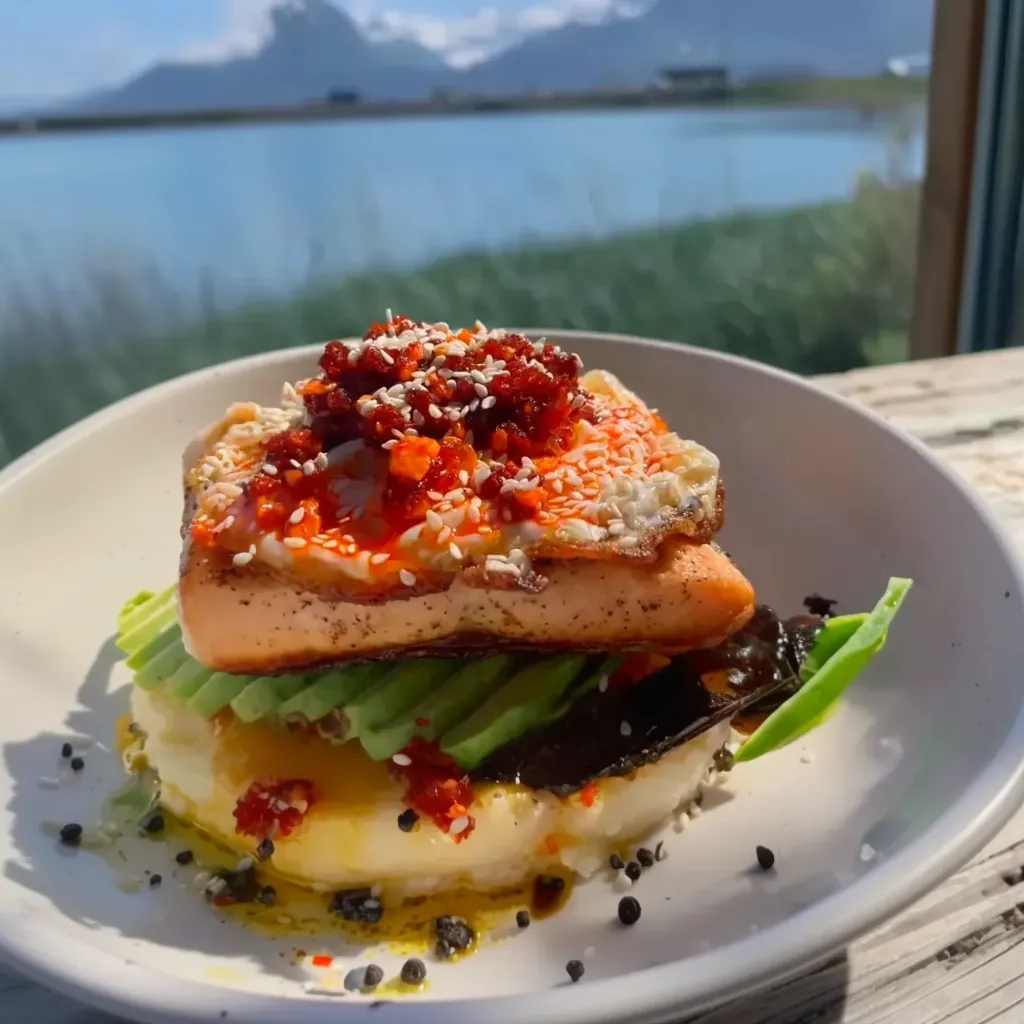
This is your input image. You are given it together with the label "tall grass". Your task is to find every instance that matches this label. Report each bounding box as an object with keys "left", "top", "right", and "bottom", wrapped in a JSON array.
[{"left": 0, "top": 170, "right": 919, "bottom": 468}]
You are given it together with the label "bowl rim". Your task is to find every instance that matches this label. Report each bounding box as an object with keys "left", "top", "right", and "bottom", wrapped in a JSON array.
[{"left": 3, "top": 330, "right": 1024, "bottom": 1024}]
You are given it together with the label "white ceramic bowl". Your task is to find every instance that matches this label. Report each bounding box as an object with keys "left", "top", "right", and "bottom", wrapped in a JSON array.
[{"left": 2, "top": 332, "right": 1024, "bottom": 1024}]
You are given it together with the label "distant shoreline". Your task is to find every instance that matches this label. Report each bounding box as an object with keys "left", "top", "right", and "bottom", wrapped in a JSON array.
[{"left": 0, "top": 77, "right": 927, "bottom": 139}]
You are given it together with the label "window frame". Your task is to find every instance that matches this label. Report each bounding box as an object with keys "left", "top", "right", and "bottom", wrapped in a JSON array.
[{"left": 911, "top": 0, "right": 990, "bottom": 359}]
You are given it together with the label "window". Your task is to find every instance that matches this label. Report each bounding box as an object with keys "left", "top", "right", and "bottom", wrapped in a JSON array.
[{"left": 0, "top": 0, "right": 986, "bottom": 467}]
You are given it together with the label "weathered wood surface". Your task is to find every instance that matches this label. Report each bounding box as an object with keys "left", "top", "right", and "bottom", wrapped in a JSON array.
[{"left": 6, "top": 347, "right": 1024, "bottom": 1023}]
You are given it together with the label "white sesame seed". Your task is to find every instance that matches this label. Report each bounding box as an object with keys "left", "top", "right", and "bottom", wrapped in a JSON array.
[
  {"left": 399, "top": 569, "right": 417, "bottom": 587},
  {"left": 449, "top": 541, "right": 463, "bottom": 560},
  {"left": 437, "top": 526, "right": 452, "bottom": 544},
  {"left": 426, "top": 509, "right": 444, "bottom": 531},
  {"left": 399, "top": 523, "right": 424, "bottom": 546},
  {"left": 427, "top": 490, "right": 444, "bottom": 501},
  {"left": 323, "top": 539, "right": 338, "bottom": 549},
  {"left": 428, "top": 404, "right": 443, "bottom": 419},
  {"left": 263, "top": 463, "right": 278, "bottom": 476},
  {"left": 371, "top": 552, "right": 390, "bottom": 565},
  {"left": 382, "top": 439, "right": 398, "bottom": 450},
  {"left": 288, "top": 507, "right": 306, "bottom": 525},
  {"left": 232, "top": 551, "right": 254, "bottom": 566},
  {"left": 392, "top": 753, "right": 412, "bottom": 766},
  {"left": 450, "top": 816, "right": 470, "bottom": 835},
  {"left": 473, "top": 382, "right": 489, "bottom": 399},
  {"left": 620, "top": 721, "right": 633, "bottom": 736},
  {"left": 290, "top": 459, "right": 302, "bottom": 469},
  {"left": 470, "top": 369, "right": 487, "bottom": 384},
  {"left": 444, "top": 488, "right": 465, "bottom": 502},
  {"left": 458, "top": 470, "right": 469, "bottom": 486},
  {"left": 302, "top": 460, "right": 316, "bottom": 476},
  {"left": 481, "top": 396, "right": 497, "bottom": 410},
  {"left": 284, "top": 537, "right": 307, "bottom": 549},
  {"left": 598, "top": 676, "right": 609, "bottom": 693}
]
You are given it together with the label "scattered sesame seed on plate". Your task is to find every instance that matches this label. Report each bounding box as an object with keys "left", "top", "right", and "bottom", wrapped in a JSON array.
[{"left": 232, "top": 551, "right": 253, "bottom": 566}]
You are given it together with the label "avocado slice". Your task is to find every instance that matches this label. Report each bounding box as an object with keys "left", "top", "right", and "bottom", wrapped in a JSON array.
[
  {"left": 125, "top": 622, "right": 180, "bottom": 672},
  {"left": 189, "top": 672, "right": 259, "bottom": 719},
  {"left": 134, "top": 635, "right": 189, "bottom": 691},
  {"left": 440, "top": 655, "right": 587, "bottom": 769},
  {"left": 359, "top": 656, "right": 515, "bottom": 762},
  {"left": 117, "top": 585, "right": 174, "bottom": 638},
  {"left": 231, "top": 675, "right": 311, "bottom": 724},
  {"left": 278, "top": 663, "right": 390, "bottom": 723},
  {"left": 348, "top": 659, "right": 459, "bottom": 743},
  {"left": 167, "top": 658, "right": 215, "bottom": 702},
  {"left": 119, "top": 601, "right": 179, "bottom": 660}
]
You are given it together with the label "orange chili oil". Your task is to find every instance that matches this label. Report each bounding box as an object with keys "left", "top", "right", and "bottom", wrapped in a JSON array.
[{"left": 390, "top": 739, "right": 476, "bottom": 842}]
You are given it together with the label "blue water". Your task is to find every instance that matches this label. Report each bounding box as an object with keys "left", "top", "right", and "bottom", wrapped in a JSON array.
[{"left": 0, "top": 106, "right": 924, "bottom": 307}]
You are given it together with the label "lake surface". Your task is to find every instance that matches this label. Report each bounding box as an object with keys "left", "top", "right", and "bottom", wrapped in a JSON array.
[{"left": 0, "top": 106, "right": 925, "bottom": 308}]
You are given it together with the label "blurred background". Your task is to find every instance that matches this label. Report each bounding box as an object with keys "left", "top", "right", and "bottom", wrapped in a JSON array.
[{"left": 0, "top": 0, "right": 937, "bottom": 466}]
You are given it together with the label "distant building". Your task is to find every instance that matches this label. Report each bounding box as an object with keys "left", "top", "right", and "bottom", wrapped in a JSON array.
[{"left": 658, "top": 66, "right": 729, "bottom": 98}]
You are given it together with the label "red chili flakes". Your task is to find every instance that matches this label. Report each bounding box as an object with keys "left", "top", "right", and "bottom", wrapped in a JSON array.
[
  {"left": 580, "top": 784, "right": 597, "bottom": 808},
  {"left": 299, "top": 319, "right": 595, "bottom": 522},
  {"left": 390, "top": 739, "right": 476, "bottom": 842},
  {"left": 262, "top": 427, "right": 322, "bottom": 470},
  {"left": 310, "top": 955, "right": 334, "bottom": 969},
  {"left": 233, "top": 779, "right": 315, "bottom": 839}
]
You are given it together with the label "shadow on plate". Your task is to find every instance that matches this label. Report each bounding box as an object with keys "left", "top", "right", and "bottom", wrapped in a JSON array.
[{"left": 1, "top": 635, "right": 359, "bottom": 998}]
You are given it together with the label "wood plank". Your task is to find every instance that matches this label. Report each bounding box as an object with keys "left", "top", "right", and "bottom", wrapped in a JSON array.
[{"left": 8, "top": 348, "right": 1024, "bottom": 1022}]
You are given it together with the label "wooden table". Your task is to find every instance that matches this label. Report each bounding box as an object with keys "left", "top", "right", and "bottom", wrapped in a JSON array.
[{"left": 6, "top": 347, "right": 1024, "bottom": 1024}]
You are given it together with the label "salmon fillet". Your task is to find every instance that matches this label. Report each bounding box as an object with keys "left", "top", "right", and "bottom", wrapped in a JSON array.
[
  {"left": 179, "top": 536, "right": 755, "bottom": 674},
  {"left": 177, "top": 319, "right": 753, "bottom": 672}
]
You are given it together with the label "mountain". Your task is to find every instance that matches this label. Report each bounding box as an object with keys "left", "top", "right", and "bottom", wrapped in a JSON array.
[
  {"left": 61, "top": 0, "right": 932, "bottom": 115},
  {"left": 456, "top": 0, "right": 934, "bottom": 95},
  {"left": 67, "top": 0, "right": 445, "bottom": 113}
]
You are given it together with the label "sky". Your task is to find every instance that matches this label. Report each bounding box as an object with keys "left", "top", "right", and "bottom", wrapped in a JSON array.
[{"left": 0, "top": 0, "right": 627, "bottom": 100}]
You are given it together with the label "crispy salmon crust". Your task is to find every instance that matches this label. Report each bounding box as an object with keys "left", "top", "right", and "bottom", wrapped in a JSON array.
[{"left": 179, "top": 535, "right": 755, "bottom": 674}]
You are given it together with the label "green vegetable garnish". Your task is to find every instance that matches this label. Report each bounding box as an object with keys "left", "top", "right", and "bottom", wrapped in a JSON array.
[
  {"left": 117, "top": 590, "right": 155, "bottom": 629},
  {"left": 735, "top": 577, "right": 912, "bottom": 762}
]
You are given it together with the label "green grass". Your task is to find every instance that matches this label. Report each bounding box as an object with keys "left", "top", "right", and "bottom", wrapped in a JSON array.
[
  {"left": 0, "top": 171, "right": 919, "bottom": 468},
  {"left": 733, "top": 75, "right": 929, "bottom": 109}
]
